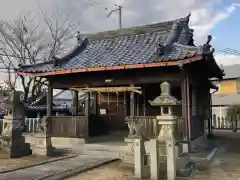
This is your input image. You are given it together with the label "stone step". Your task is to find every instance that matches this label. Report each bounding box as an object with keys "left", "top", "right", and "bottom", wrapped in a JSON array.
[
  {"left": 81, "top": 150, "right": 121, "bottom": 158},
  {"left": 83, "top": 143, "right": 126, "bottom": 151}
]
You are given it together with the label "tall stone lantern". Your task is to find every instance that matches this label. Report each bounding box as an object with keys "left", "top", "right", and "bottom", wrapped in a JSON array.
[
  {"left": 0, "top": 90, "right": 32, "bottom": 158},
  {"left": 148, "top": 81, "right": 181, "bottom": 180},
  {"left": 149, "top": 81, "right": 180, "bottom": 140}
]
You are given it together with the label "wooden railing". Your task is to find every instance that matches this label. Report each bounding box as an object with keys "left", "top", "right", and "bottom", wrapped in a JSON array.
[
  {"left": 125, "top": 116, "right": 158, "bottom": 138},
  {"left": 0, "top": 116, "right": 87, "bottom": 138},
  {"left": 125, "top": 116, "right": 185, "bottom": 140},
  {"left": 50, "top": 116, "right": 86, "bottom": 138},
  {"left": 174, "top": 117, "right": 185, "bottom": 141}
]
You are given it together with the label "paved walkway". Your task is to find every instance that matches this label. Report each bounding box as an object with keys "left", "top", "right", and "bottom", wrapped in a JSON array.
[{"left": 0, "top": 155, "right": 115, "bottom": 180}]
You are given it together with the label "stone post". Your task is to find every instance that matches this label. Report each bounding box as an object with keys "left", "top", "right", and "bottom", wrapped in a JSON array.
[
  {"left": 149, "top": 139, "right": 159, "bottom": 180},
  {"left": 166, "top": 137, "right": 176, "bottom": 180},
  {"left": 134, "top": 138, "right": 144, "bottom": 179}
]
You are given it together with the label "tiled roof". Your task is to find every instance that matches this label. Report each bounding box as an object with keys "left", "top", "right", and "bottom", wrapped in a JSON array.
[
  {"left": 1, "top": 104, "right": 69, "bottom": 114},
  {"left": 53, "top": 90, "right": 85, "bottom": 100},
  {"left": 17, "top": 14, "right": 214, "bottom": 74},
  {"left": 27, "top": 104, "right": 69, "bottom": 111},
  {"left": 222, "top": 64, "right": 240, "bottom": 79}
]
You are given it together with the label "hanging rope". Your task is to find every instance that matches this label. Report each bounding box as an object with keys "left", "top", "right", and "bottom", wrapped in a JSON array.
[
  {"left": 98, "top": 92, "right": 101, "bottom": 105},
  {"left": 116, "top": 92, "right": 119, "bottom": 106},
  {"left": 124, "top": 91, "right": 126, "bottom": 106},
  {"left": 71, "top": 86, "right": 142, "bottom": 94}
]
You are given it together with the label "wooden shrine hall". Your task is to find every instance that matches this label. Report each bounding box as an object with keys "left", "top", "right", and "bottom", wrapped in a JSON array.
[{"left": 17, "top": 14, "right": 224, "bottom": 147}]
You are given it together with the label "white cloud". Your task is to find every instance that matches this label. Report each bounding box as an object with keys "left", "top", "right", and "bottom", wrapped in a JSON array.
[
  {"left": 0, "top": 0, "right": 238, "bottom": 83},
  {"left": 190, "top": 2, "right": 240, "bottom": 44},
  {"left": 0, "top": 0, "right": 236, "bottom": 44}
]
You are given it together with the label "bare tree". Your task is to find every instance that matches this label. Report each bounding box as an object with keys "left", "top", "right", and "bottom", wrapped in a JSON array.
[{"left": 0, "top": 10, "right": 78, "bottom": 102}]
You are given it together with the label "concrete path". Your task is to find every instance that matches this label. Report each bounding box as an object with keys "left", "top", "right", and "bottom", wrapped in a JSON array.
[
  {"left": 186, "top": 130, "right": 240, "bottom": 180},
  {"left": 0, "top": 155, "right": 116, "bottom": 180}
]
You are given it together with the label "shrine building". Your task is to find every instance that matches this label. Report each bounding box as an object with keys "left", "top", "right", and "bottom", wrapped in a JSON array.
[{"left": 16, "top": 14, "right": 224, "bottom": 150}]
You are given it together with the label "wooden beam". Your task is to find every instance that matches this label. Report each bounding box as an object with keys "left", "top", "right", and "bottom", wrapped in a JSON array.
[
  {"left": 71, "top": 86, "right": 142, "bottom": 94},
  {"left": 47, "top": 80, "right": 53, "bottom": 117},
  {"left": 51, "top": 70, "right": 183, "bottom": 89}
]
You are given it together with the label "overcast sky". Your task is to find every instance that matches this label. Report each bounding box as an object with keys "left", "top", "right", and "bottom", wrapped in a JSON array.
[{"left": 0, "top": 0, "right": 240, "bottom": 85}]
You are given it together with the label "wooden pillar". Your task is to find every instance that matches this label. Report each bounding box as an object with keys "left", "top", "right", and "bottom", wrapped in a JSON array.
[
  {"left": 208, "top": 92, "right": 213, "bottom": 137},
  {"left": 186, "top": 77, "right": 191, "bottom": 141},
  {"left": 73, "top": 91, "right": 79, "bottom": 115},
  {"left": 84, "top": 92, "right": 90, "bottom": 141},
  {"left": 136, "top": 94, "right": 140, "bottom": 116},
  {"left": 130, "top": 84, "right": 135, "bottom": 116},
  {"left": 123, "top": 91, "right": 127, "bottom": 117},
  {"left": 143, "top": 84, "right": 146, "bottom": 116},
  {"left": 181, "top": 77, "right": 189, "bottom": 141},
  {"left": 191, "top": 87, "right": 196, "bottom": 116},
  {"left": 47, "top": 81, "right": 53, "bottom": 117},
  {"left": 47, "top": 80, "right": 53, "bottom": 134}
]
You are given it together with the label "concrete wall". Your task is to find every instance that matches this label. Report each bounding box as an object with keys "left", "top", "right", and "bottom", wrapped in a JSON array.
[{"left": 217, "top": 79, "right": 237, "bottom": 94}]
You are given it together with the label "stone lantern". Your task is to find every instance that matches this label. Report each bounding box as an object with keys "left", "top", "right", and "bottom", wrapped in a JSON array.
[
  {"left": 0, "top": 90, "right": 32, "bottom": 158},
  {"left": 148, "top": 81, "right": 181, "bottom": 180},
  {"left": 149, "top": 81, "right": 180, "bottom": 140}
]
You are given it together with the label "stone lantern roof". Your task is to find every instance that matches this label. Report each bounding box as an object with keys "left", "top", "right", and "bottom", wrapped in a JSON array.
[{"left": 148, "top": 81, "right": 180, "bottom": 106}]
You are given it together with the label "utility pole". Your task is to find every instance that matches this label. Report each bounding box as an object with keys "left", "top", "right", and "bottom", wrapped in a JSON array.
[{"left": 107, "top": 5, "right": 122, "bottom": 29}]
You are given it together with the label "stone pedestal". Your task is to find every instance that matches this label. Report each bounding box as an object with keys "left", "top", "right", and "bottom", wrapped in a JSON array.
[
  {"left": 157, "top": 115, "right": 188, "bottom": 179},
  {"left": 31, "top": 133, "right": 55, "bottom": 156},
  {"left": 122, "top": 137, "right": 135, "bottom": 165}
]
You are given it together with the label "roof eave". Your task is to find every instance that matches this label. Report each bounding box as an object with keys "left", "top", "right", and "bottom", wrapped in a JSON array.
[{"left": 17, "top": 55, "right": 203, "bottom": 77}]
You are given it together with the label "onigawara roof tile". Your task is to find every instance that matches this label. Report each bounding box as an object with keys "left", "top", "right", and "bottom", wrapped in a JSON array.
[{"left": 17, "top": 13, "right": 216, "bottom": 74}]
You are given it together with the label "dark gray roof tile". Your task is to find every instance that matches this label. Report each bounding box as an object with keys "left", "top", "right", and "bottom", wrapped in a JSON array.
[{"left": 18, "top": 14, "right": 205, "bottom": 74}]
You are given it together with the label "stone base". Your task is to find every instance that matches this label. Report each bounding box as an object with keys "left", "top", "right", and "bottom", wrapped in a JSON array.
[
  {"left": 122, "top": 137, "right": 135, "bottom": 165},
  {"left": 0, "top": 135, "right": 32, "bottom": 158},
  {"left": 31, "top": 133, "right": 56, "bottom": 157},
  {"left": 122, "top": 137, "right": 187, "bottom": 170}
]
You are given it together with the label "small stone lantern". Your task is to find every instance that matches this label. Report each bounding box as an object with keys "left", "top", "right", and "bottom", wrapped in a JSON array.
[{"left": 149, "top": 81, "right": 180, "bottom": 140}]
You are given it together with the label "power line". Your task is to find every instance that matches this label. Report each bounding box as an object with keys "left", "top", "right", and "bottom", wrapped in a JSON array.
[
  {"left": 107, "top": 5, "right": 122, "bottom": 29},
  {"left": 217, "top": 48, "right": 240, "bottom": 55},
  {"left": 84, "top": 0, "right": 140, "bottom": 29}
]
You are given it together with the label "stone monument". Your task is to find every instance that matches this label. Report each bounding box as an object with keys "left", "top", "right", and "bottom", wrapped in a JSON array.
[
  {"left": 0, "top": 90, "right": 32, "bottom": 158},
  {"left": 31, "top": 116, "right": 55, "bottom": 156}
]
